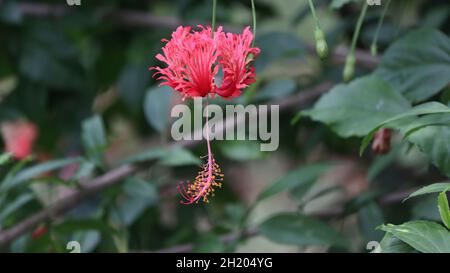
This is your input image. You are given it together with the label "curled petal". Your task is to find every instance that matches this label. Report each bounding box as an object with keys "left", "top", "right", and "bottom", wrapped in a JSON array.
[
  {"left": 216, "top": 26, "right": 260, "bottom": 98},
  {"left": 150, "top": 26, "right": 222, "bottom": 98}
]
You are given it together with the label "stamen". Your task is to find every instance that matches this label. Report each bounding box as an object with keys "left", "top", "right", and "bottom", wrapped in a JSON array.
[{"left": 177, "top": 155, "right": 224, "bottom": 204}]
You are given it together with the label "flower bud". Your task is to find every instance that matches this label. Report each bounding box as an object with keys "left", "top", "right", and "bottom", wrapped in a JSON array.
[
  {"left": 372, "top": 128, "right": 392, "bottom": 155},
  {"left": 371, "top": 43, "right": 377, "bottom": 57},
  {"left": 314, "top": 27, "right": 328, "bottom": 60},
  {"left": 343, "top": 53, "right": 356, "bottom": 82}
]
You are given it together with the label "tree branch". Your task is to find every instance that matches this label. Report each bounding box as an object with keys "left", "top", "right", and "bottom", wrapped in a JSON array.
[
  {"left": 0, "top": 82, "right": 331, "bottom": 248},
  {"left": 0, "top": 164, "right": 138, "bottom": 247}
]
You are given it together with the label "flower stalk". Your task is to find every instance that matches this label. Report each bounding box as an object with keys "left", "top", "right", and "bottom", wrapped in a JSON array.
[
  {"left": 343, "top": 2, "right": 368, "bottom": 82},
  {"left": 251, "top": 0, "right": 256, "bottom": 47},
  {"left": 370, "top": 0, "right": 391, "bottom": 56},
  {"left": 212, "top": 0, "right": 217, "bottom": 33}
]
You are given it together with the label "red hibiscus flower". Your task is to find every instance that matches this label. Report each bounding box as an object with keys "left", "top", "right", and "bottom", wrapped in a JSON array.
[
  {"left": 1, "top": 121, "right": 38, "bottom": 159},
  {"left": 150, "top": 25, "right": 260, "bottom": 205},
  {"left": 150, "top": 25, "right": 260, "bottom": 99}
]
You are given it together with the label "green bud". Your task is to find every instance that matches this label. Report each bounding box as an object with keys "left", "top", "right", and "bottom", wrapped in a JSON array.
[
  {"left": 343, "top": 53, "right": 356, "bottom": 83},
  {"left": 370, "top": 43, "right": 377, "bottom": 57},
  {"left": 314, "top": 28, "right": 328, "bottom": 60}
]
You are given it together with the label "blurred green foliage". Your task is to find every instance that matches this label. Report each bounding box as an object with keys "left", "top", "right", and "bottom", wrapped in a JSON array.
[{"left": 0, "top": 0, "right": 449, "bottom": 253}]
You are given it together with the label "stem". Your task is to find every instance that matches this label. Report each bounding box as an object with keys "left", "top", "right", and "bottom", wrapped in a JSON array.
[
  {"left": 307, "top": 0, "right": 319, "bottom": 25},
  {"left": 211, "top": 0, "right": 217, "bottom": 32},
  {"left": 205, "top": 97, "right": 212, "bottom": 164},
  {"left": 343, "top": 2, "right": 368, "bottom": 82},
  {"left": 235, "top": 202, "right": 256, "bottom": 245},
  {"left": 371, "top": 0, "right": 391, "bottom": 56},
  {"left": 350, "top": 2, "right": 368, "bottom": 55},
  {"left": 251, "top": 0, "right": 257, "bottom": 46}
]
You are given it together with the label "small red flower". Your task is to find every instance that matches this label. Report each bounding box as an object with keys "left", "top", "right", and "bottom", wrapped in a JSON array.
[
  {"left": 1, "top": 121, "right": 38, "bottom": 159},
  {"left": 31, "top": 225, "right": 48, "bottom": 240},
  {"left": 372, "top": 128, "right": 392, "bottom": 155},
  {"left": 150, "top": 25, "right": 259, "bottom": 99}
]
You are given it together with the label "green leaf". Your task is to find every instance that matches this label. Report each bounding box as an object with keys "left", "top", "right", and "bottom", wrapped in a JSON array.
[
  {"left": 405, "top": 183, "right": 450, "bottom": 200},
  {"left": 19, "top": 42, "right": 82, "bottom": 90},
  {"left": 294, "top": 185, "right": 344, "bottom": 206},
  {"left": 54, "top": 219, "right": 118, "bottom": 235},
  {"left": 117, "top": 63, "right": 150, "bottom": 109},
  {"left": 359, "top": 107, "right": 450, "bottom": 176},
  {"left": 115, "top": 197, "right": 152, "bottom": 227},
  {"left": 53, "top": 220, "right": 111, "bottom": 252},
  {"left": 422, "top": 6, "right": 450, "bottom": 28},
  {"left": 407, "top": 125, "right": 450, "bottom": 177},
  {"left": 379, "top": 232, "right": 415, "bottom": 253},
  {"left": 121, "top": 147, "right": 200, "bottom": 167},
  {"left": 438, "top": 191, "right": 450, "bottom": 229},
  {"left": 82, "top": 115, "right": 107, "bottom": 166},
  {"left": 1, "top": 157, "right": 82, "bottom": 192},
  {"left": 400, "top": 113, "right": 450, "bottom": 138},
  {"left": 144, "top": 86, "right": 172, "bottom": 133},
  {"left": 0, "top": 157, "right": 34, "bottom": 193},
  {"left": 375, "top": 28, "right": 450, "bottom": 102},
  {"left": 193, "top": 233, "right": 225, "bottom": 253},
  {"left": 0, "top": 193, "right": 34, "bottom": 225},
  {"left": 259, "top": 213, "right": 346, "bottom": 247},
  {"left": 330, "top": 0, "right": 362, "bottom": 9},
  {"left": 114, "top": 179, "right": 158, "bottom": 226},
  {"left": 0, "top": 0, "right": 23, "bottom": 24},
  {"left": 255, "top": 32, "right": 305, "bottom": 72},
  {"left": 358, "top": 202, "right": 385, "bottom": 241},
  {"left": 123, "top": 178, "right": 158, "bottom": 200},
  {"left": 412, "top": 196, "right": 442, "bottom": 222},
  {"left": 345, "top": 191, "right": 381, "bottom": 214},
  {"left": 379, "top": 221, "right": 450, "bottom": 253},
  {"left": 219, "top": 141, "right": 265, "bottom": 161},
  {"left": 302, "top": 76, "right": 411, "bottom": 137},
  {"left": 360, "top": 102, "right": 450, "bottom": 154},
  {"left": 72, "top": 231, "right": 101, "bottom": 253},
  {"left": 257, "top": 163, "right": 335, "bottom": 201},
  {"left": 121, "top": 148, "right": 167, "bottom": 164},
  {"left": 224, "top": 203, "right": 246, "bottom": 227},
  {"left": 73, "top": 160, "right": 96, "bottom": 180},
  {"left": 160, "top": 147, "right": 201, "bottom": 167},
  {"left": 0, "top": 153, "right": 12, "bottom": 165},
  {"left": 253, "top": 79, "right": 296, "bottom": 101}
]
